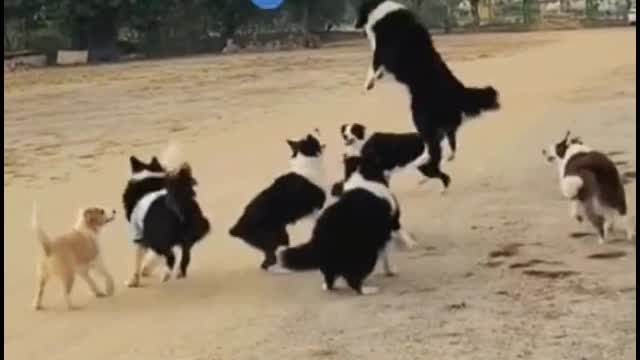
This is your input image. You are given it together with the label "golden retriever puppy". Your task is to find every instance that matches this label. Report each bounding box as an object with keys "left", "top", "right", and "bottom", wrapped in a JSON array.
[{"left": 31, "top": 203, "right": 116, "bottom": 310}]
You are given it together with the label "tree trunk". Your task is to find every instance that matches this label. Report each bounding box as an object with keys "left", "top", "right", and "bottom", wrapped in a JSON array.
[{"left": 470, "top": 0, "right": 481, "bottom": 26}]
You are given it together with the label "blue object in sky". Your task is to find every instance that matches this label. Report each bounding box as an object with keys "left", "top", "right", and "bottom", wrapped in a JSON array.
[{"left": 251, "top": 0, "right": 285, "bottom": 10}]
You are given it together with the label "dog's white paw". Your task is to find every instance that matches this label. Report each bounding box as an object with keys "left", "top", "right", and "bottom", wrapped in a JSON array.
[
  {"left": 360, "top": 286, "right": 379, "bottom": 295},
  {"left": 267, "top": 264, "right": 292, "bottom": 275},
  {"left": 161, "top": 271, "right": 172, "bottom": 283},
  {"left": 598, "top": 236, "right": 606, "bottom": 245}
]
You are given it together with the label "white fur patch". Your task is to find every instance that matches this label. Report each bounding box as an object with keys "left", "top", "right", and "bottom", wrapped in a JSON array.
[
  {"left": 560, "top": 175, "right": 584, "bottom": 199},
  {"left": 290, "top": 154, "right": 326, "bottom": 190},
  {"left": 130, "top": 170, "right": 165, "bottom": 182},
  {"left": 343, "top": 172, "right": 397, "bottom": 213},
  {"left": 364, "top": 1, "right": 406, "bottom": 51}
]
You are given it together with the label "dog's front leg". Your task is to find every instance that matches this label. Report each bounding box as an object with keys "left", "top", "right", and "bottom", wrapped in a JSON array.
[
  {"left": 79, "top": 269, "right": 105, "bottom": 298},
  {"left": 364, "top": 49, "right": 384, "bottom": 92},
  {"left": 92, "top": 258, "right": 115, "bottom": 296},
  {"left": 126, "top": 245, "right": 145, "bottom": 287}
]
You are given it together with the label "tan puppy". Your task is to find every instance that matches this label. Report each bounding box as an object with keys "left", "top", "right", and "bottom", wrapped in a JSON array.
[{"left": 32, "top": 203, "right": 116, "bottom": 310}]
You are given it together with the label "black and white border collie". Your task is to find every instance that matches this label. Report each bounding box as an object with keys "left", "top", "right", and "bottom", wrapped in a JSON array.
[
  {"left": 123, "top": 144, "right": 210, "bottom": 287},
  {"left": 354, "top": 0, "right": 500, "bottom": 187},
  {"left": 229, "top": 132, "right": 327, "bottom": 273},
  {"left": 279, "top": 152, "right": 416, "bottom": 295},
  {"left": 542, "top": 131, "right": 635, "bottom": 244},
  {"left": 336, "top": 123, "right": 453, "bottom": 193}
]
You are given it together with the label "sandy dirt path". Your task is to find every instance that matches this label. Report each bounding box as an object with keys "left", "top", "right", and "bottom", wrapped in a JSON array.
[{"left": 4, "top": 28, "right": 636, "bottom": 360}]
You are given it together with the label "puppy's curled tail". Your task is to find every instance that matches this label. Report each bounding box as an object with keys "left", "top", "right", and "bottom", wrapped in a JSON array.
[
  {"left": 279, "top": 242, "right": 319, "bottom": 271},
  {"left": 31, "top": 202, "right": 52, "bottom": 256},
  {"left": 460, "top": 86, "right": 500, "bottom": 117},
  {"left": 160, "top": 141, "right": 187, "bottom": 174}
]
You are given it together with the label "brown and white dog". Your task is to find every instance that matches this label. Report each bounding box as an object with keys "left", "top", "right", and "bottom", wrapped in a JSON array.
[
  {"left": 542, "top": 131, "right": 635, "bottom": 244},
  {"left": 31, "top": 203, "right": 116, "bottom": 310}
]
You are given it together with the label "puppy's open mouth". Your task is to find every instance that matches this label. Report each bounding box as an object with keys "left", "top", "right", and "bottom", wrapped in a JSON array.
[{"left": 345, "top": 139, "right": 355, "bottom": 146}]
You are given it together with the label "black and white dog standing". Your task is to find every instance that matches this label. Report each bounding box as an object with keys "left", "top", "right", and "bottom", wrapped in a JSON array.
[
  {"left": 279, "top": 152, "right": 416, "bottom": 295},
  {"left": 335, "top": 123, "right": 453, "bottom": 193},
  {"left": 354, "top": 0, "right": 500, "bottom": 187},
  {"left": 229, "top": 132, "right": 327, "bottom": 272},
  {"left": 123, "top": 145, "right": 210, "bottom": 287},
  {"left": 542, "top": 131, "right": 635, "bottom": 244}
]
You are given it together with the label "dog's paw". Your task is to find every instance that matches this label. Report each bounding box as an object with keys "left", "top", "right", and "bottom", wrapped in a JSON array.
[
  {"left": 32, "top": 302, "right": 43, "bottom": 311},
  {"left": 359, "top": 286, "right": 380, "bottom": 295},
  {"left": 140, "top": 268, "right": 153, "bottom": 277},
  {"left": 384, "top": 269, "right": 398, "bottom": 277},
  {"left": 267, "top": 264, "right": 292, "bottom": 275},
  {"left": 125, "top": 276, "right": 141, "bottom": 288},
  {"left": 446, "top": 152, "right": 456, "bottom": 162},
  {"left": 161, "top": 272, "right": 172, "bottom": 283},
  {"left": 94, "top": 291, "right": 106, "bottom": 298},
  {"left": 176, "top": 272, "right": 186, "bottom": 279}
]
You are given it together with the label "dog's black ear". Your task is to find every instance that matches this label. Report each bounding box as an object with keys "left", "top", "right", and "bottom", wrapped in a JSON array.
[
  {"left": 340, "top": 124, "right": 347, "bottom": 136},
  {"left": 286, "top": 139, "right": 299, "bottom": 157},
  {"left": 352, "top": 124, "right": 365, "bottom": 140},
  {"left": 149, "top": 156, "right": 163, "bottom": 171},
  {"left": 129, "top": 156, "right": 145, "bottom": 172}
]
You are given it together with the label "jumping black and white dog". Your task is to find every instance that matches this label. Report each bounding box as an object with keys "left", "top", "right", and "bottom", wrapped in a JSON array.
[
  {"left": 123, "top": 145, "right": 210, "bottom": 287},
  {"left": 279, "top": 152, "right": 416, "bottom": 295},
  {"left": 542, "top": 131, "right": 635, "bottom": 244},
  {"left": 229, "top": 132, "right": 327, "bottom": 272},
  {"left": 354, "top": 0, "right": 500, "bottom": 188},
  {"left": 333, "top": 123, "right": 453, "bottom": 193}
]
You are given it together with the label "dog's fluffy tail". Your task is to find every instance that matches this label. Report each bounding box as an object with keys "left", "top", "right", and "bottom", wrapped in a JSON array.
[
  {"left": 279, "top": 241, "right": 319, "bottom": 271},
  {"left": 31, "top": 202, "right": 52, "bottom": 255},
  {"left": 160, "top": 141, "right": 187, "bottom": 174},
  {"left": 460, "top": 86, "right": 500, "bottom": 117}
]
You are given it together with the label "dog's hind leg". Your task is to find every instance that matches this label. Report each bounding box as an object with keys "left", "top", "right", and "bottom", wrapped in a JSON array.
[
  {"left": 126, "top": 245, "right": 145, "bottom": 287},
  {"left": 444, "top": 129, "right": 457, "bottom": 162},
  {"left": 623, "top": 215, "right": 636, "bottom": 241},
  {"left": 321, "top": 270, "right": 338, "bottom": 291},
  {"left": 61, "top": 272, "right": 76, "bottom": 310},
  {"left": 380, "top": 245, "right": 397, "bottom": 277},
  {"left": 162, "top": 250, "right": 176, "bottom": 282},
  {"left": 177, "top": 244, "right": 192, "bottom": 279},
  {"left": 32, "top": 262, "right": 49, "bottom": 310},
  {"left": 345, "top": 275, "right": 379, "bottom": 296},
  {"left": 140, "top": 250, "right": 161, "bottom": 277},
  {"left": 584, "top": 203, "right": 606, "bottom": 244},
  {"left": 92, "top": 258, "right": 115, "bottom": 296},
  {"left": 417, "top": 163, "right": 451, "bottom": 194}
]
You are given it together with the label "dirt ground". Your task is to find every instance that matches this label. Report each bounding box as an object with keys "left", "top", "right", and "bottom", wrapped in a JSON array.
[{"left": 4, "top": 28, "right": 636, "bottom": 360}]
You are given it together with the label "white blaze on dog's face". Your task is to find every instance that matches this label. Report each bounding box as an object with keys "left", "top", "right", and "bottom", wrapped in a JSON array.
[{"left": 340, "top": 123, "right": 367, "bottom": 155}]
